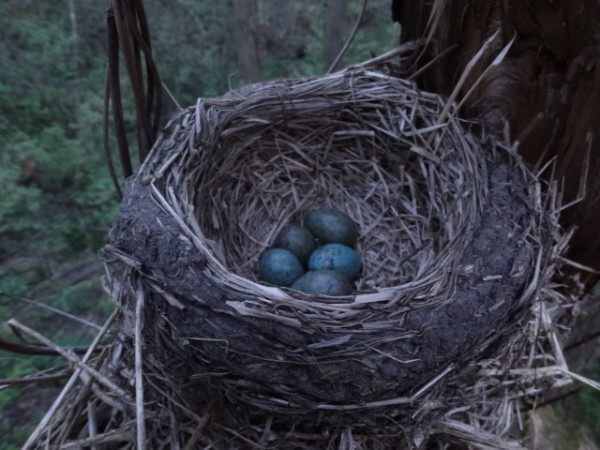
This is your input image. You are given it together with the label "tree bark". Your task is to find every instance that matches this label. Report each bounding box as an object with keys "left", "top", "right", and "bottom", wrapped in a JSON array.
[
  {"left": 393, "top": 0, "right": 600, "bottom": 287},
  {"left": 392, "top": 0, "right": 600, "bottom": 401}
]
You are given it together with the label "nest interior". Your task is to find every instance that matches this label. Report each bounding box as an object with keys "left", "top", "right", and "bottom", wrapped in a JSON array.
[
  {"left": 100, "top": 63, "right": 562, "bottom": 448},
  {"left": 191, "top": 79, "right": 483, "bottom": 291}
]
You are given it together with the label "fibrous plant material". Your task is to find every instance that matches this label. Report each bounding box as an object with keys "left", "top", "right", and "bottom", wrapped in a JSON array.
[{"left": 25, "top": 45, "right": 573, "bottom": 450}]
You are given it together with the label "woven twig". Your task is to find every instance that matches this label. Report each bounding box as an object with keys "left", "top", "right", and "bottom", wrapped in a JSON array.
[{"left": 26, "top": 44, "right": 573, "bottom": 450}]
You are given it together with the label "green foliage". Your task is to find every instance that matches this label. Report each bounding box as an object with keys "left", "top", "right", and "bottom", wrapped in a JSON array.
[
  {"left": 6, "top": 2, "right": 597, "bottom": 450},
  {"left": 0, "top": 3, "right": 401, "bottom": 448},
  {"left": 50, "top": 279, "right": 112, "bottom": 318},
  {"left": 0, "top": 429, "right": 31, "bottom": 450},
  {"left": 0, "top": 353, "right": 62, "bottom": 434},
  {"left": 0, "top": 0, "right": 399, "bottom": 262},
  {"left": 0, "top": 355, "right": 62, "bottom": 390},
  {"left": 0, "top": 275, "right": 33, "bottom": 299},
  {"left": 0, "top": 122, "right": 117, "bottom": 256},
  {"left": 573, "top": 357, "right": 600, "bottom": 442},
  {"left": 0, "top": 356, "right": 62, "bottom": 450},
  {"left": 0, "top": 1, "right": 115, "bottom": 260},
  {"left": 150, "top": 1, "right": 232, "bottom": 104},
  {"left": 577, "top": 386, "right": 600, "bottom": 441}
]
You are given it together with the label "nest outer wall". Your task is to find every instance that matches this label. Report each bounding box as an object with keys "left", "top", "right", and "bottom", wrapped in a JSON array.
[{"left": 104, "top": 63, "right": 560, "bottom": 448}]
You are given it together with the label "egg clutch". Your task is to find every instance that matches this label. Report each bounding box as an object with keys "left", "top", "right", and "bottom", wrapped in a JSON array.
[{"left": 258, "top": 208, "right": 362, "bottom": 296}]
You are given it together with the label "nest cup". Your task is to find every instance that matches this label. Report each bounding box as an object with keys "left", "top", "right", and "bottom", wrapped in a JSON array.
[
  {"left": 191, "top": 79, "right": 484, "bottom": 291},
  {"left": 106, "top": 60, "right": 559, "bottom": 448}
]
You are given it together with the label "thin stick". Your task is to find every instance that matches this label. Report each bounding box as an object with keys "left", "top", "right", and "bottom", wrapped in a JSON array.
[
  {"left": 134, "top": 288, "right": 146, "bottom": 450},
  {"left": 0, "top": 335, "right": 101, "bottom": 356},
  {"left": 454, "top": 32, "right": 516, "bottom": 112},
  {"left": 407, "top": 43, "right": 458, "bottom": 81},
  {"left": 103, "top": 64, "right": 123, "bottom": 199},
  {"left": 57, "top": 430, "right": 133, "bottom": 448},
  {"left": 326, "top": 0, "right": 368, "bottom": 74},
  {"left": 162, "top": 81, "right": 182, "bottom": 111},
  {"left": 87, "top": 399, "right": 99, "bottom": 450},
  {"left": 21, "top": 309, "right": 119, "bottom": 450},
  {"left": 7, "top": 319, "right": 128, "bottom": 398},
  {"left": 0, "top": 371, "right": 71, "bottom": 386},
  {"left": 0, "top": 291, "right": 102, "bottom": 331},
  {"left": 430, "top": 29, "right": 500, "bottom": 134},
  {"left": 351, "top": 40, "right": 425, "bottom": 70}
]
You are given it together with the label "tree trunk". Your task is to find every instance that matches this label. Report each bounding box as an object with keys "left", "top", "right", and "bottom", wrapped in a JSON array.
[
  {"left": 232, "top": 0, "right": 263, "bottom": 83},
  {"left": 66, "top": 0, "right": 80, "bottom": 72},
  {"left": 322, "top": 0, "right": 349, "bottom": 72},
  {"left": 392, "top": 0, "right": 600, "bottom": 404},
  {"left": 392, "top": 0, "right": 600, "bottom": 287}
]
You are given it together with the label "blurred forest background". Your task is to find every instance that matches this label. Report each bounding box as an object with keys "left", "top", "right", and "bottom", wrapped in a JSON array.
[
  {"left": 0, "top": 1, "right": 598, "bottom": 449},
  {"left": 0, "top": 1, "right": 397, "bottom": 447}
]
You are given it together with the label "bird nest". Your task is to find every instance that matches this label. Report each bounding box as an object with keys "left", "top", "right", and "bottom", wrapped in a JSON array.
[{"left": 25, "top": 51, "right": 573, "bottom": 450}]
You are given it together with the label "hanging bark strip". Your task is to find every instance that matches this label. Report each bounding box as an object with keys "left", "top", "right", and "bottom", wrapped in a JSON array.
[{"left": 103, "top": 0, "right": 162, "bottom": 196}]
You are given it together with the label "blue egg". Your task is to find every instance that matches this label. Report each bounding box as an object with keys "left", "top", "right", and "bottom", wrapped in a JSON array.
[
  {"left": 308, "top": 243, "right": 362, "bottom": 280},
  {"left": 291, "top": 270, "right": 353, "bottom": 296},
  {"left": 273, "top": 223, "right": 317, "bottom": 266},
  {"left": 259, "top": 248, "right": 304, "bottom": 287},
  {"left": 305, "top": 208, "right": 359, "bottom": 247}
]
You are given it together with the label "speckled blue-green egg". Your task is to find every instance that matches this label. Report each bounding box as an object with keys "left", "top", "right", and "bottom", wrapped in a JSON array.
[
  {"left": 259, "top": 248, "right": 304, "bottom": 287},
  {"left": 273, "top": 223, "right": 317, "bottom": 266},
  {"left": 305, "top": 208, "right": 359, "bottom": 247},
  {"left": 291, "top": 270, "right": 353, "bottom": 296},
  {"left": 308, "top": 243, "right": 362, "bottom": 280}
]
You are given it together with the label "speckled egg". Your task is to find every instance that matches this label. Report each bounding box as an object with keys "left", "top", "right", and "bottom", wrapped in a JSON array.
[
  {"left": 258, "top": 248, "right": 304, "bottom": 287},
  {"left": 308, "top": 243, "right": 362, "bottom": 280},
  {"left": 291, "top": 270, "right": 353, "bottom": 296},
  {"left": 305, "top": 208, "right": 359, "bottom": 247},
  {"left": 273, "top": 223, "right": 317, "bottom": 266}
]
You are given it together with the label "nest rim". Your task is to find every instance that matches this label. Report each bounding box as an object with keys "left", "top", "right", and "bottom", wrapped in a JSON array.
[{"left": 139, "top": 70, "right": 492, "bottom": 313}]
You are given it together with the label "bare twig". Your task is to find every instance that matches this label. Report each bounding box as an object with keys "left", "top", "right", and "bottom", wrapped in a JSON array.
[
  {"left": 326, "top": 0, "right": 368, "bottom": 74},
  {"left": 21, "top": 309, "right": 119, "bottom": 450},
  {"left": 0, "top": 335, "right": 99, "bottom": 356},
  {"left": 134, "top": 287, "right": 146, "bottom": 450},
  {"left": 0, "top": 291, "right": 102, "bottom": 331}
]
